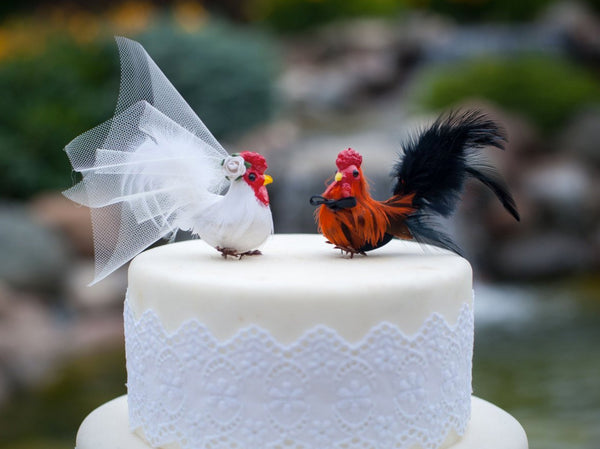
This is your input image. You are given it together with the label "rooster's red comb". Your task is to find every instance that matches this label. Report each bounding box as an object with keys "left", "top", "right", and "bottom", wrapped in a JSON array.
[
  {"left": 336, "top": 148, "right": 362, "bottom": 170},
  {"left": 240, "top": 151, "right": 268, "bottom": 174}
]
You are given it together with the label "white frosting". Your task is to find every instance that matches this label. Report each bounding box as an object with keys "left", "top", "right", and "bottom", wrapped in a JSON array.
[
  {"left": 75, "top": 396, "right": 528, "bottom": 449},
  {"left": 125, "top": 300, "right": 474, "bottom": 449},
  {"left": 76, "top": 234, "right": 529, "bottom": 449},
  {"left": 123, "top": 234, "right": 476, "bottom": 449},
  {"left": 128, "top": 234, "right": 473, "bottom": 344}
]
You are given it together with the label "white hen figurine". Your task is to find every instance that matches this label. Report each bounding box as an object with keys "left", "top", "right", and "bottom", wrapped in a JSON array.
[{"left": 63, "top": 37, "right": 273, "bottom": 284}]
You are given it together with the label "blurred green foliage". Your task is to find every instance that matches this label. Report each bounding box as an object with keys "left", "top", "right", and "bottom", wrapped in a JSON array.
[
  {"left": 0, "top": 347, "right": 125, "bottom": 449},
  {"left": 136, "top": 20, "right": 278, "bottom": 141},
  {"left": 413, "top": 56, "right": 600, "bottom": 132},
  {"left": 0, "top": 38, "right": 118, "bottom": 200},
  {"left": 0, "top": 19, "right": 278, "bottom": 199},
  {"left": 251, "top": 0, "right": 404, "bottom": 33},
  {"left": 249, "top": 0, "right": 600, "bottom": 31},
  {"left": 412, "top": 0, "right": 554, "bottom": 22}
]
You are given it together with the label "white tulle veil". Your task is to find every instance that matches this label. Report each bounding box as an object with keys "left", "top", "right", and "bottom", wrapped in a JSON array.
[{"left": 64, "top": 37, "right": 231, "bottom": 284}]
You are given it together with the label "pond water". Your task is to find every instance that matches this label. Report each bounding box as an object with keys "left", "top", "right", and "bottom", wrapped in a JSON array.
[
  {"left": 473, "top": 280, "right": 600, "bottom": 449},
  {"left": 0, "top": 280, "right": 598, "bottom": 449}
]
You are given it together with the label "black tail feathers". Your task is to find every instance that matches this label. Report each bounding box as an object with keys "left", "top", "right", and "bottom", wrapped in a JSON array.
[
  {"left": 393, "top": 110, "right": 519, "bottom": 252},
  {"left": 405, "top": 212, "right": 464, "bottom": 256}
]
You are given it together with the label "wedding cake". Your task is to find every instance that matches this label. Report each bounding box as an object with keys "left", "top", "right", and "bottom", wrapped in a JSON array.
[
  {"left": 75, "top": 234, "right": 528, "bottom": 449},
  {"left": 65, "top": 36, "right": 526, "bottom": 449}
]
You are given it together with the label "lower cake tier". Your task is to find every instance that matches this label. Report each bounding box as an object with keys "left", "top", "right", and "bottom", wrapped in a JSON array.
[{"left": 75, "top": 395, "right": 528, "bottom": 449}]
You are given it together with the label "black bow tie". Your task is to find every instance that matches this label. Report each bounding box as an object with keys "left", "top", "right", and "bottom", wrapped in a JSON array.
[{"left": 309, "top": 195, "right": 357, "bottom": 211}]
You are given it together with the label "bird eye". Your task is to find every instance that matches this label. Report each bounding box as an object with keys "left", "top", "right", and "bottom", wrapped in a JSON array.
[
  {"left": 248, "top": 173, "right": 257, "bottom": 182},
  {"left": 353, "top": 170, "right": 359, "bottom": 178}
]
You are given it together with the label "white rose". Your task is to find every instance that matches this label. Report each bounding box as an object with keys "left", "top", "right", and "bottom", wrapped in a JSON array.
[{"left": 222, "top": 155, "right": 247, "bottom": 180}]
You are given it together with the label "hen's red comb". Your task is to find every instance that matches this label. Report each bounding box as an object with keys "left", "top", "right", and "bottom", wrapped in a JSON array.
[
  {"left": 336, "top": 148, "right": 362, "bottom": 170},
  {"left": 241, "top": 151, "right": 268, "bottom": 173}
]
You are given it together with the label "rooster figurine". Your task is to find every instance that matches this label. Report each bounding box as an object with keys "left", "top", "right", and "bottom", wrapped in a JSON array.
[
  {"left": 310, "top": 111, "right": 519, "bottom": 256},
  {"left": 63, "top": 37, "right": 273, "bottom": 284}
]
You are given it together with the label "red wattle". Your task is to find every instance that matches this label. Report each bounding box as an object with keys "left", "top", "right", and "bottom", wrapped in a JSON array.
[{"left": 255, "top": 186, "right": 269, "bottom": 206}]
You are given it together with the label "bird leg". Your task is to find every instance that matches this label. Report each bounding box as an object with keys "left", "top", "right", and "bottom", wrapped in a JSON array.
[
  {"left": 333, "top": 245, "right": 366, "bottom": 259},
  {"left": 216, "top": 247, "right": 262, "bottom": 259},
  {"left": 239, "top": 249, "right": 262, "bottom": 258},
  {"left": 325, "top": 241, "right": 365, "bottom": 258},
  {"left": 216, "top": 247, "right": 242, "bottom": 259}
]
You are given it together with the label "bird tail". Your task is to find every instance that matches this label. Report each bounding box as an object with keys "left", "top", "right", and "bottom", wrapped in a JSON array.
[{"left": 392, "top": 110, "right": 519, "bottom": 253}]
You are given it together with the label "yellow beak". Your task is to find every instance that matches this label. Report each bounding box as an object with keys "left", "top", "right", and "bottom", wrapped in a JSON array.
[
  {"left": 335, "top": 172, "right": 343, "bottom": 182},
  {"left": 263, "top": 174, "right": 273, "bottom": 186}
]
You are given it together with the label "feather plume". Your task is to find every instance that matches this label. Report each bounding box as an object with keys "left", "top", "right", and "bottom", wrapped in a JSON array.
[
  {"left": 389, "top": 110, "right": 519, "bottom": 252},
  {"left": 393, "top": 110, "right": 519, "bottom": 220}
]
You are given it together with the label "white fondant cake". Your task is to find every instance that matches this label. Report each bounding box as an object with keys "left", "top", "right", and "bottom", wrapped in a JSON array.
[{"left": 76, "top": 234, "right": 528, "bottom": 449}]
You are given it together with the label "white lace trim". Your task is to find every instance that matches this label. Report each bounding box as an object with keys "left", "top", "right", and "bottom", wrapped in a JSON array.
[{"left": 125, "top": 298, "right": 473, "bottom": 449}]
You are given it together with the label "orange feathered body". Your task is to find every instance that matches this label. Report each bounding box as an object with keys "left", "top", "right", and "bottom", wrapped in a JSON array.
[{"left": 315, "top": 149, "right": 415, "bottom": 253}]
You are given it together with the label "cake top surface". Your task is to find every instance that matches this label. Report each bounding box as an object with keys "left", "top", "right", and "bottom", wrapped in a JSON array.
[
  {"left": 131, "top": 233, "right": 470, "bottom": 288},
  {"left": 128, "top": 234, "right": 472, "bottom": 342}
]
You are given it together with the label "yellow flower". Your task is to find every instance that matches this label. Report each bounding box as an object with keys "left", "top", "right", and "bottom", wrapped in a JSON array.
[
  {"left": 66, "top": 11, "right": 102, "bottom": 44},
  {"left": 174, "top": 1, "right": 208, "bottom": 33},
  {"left": 108, "top": 1, "right": 156, "bottom": 35},
  {"left": 0, "top": 29, "right": 10, "bottom": 61}
]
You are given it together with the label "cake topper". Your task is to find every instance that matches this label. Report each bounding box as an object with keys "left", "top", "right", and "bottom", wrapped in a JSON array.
[
  {"left": 63, "top": 37, "right": 273, "bottom": 284},
  {"left": 310, "top": 111, "right": 519, "bottom": 256}
]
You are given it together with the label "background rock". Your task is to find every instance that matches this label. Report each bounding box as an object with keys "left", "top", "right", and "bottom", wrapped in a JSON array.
[
  {"left": 65, "top": 261, "right": 126, "bottom": 312},
  {"left": 558, "top": 107, "right": 600, "bottom": 167},
  {"left": 29, "top": 193, "right": 94, "bottom": 258},
  {"left": 0, "top": 203, "right": 70, "bottom": 294},
  {"left": 523, "top": 159, "right": 596, "bottom": 226},
  {"left": 490, "top": 233, "right": 595, "bottom": 279}
]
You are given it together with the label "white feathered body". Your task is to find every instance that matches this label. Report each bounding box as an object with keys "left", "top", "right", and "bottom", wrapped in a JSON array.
[{"left": 193, "top": 180, "right": 273, "bottom": 252}]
